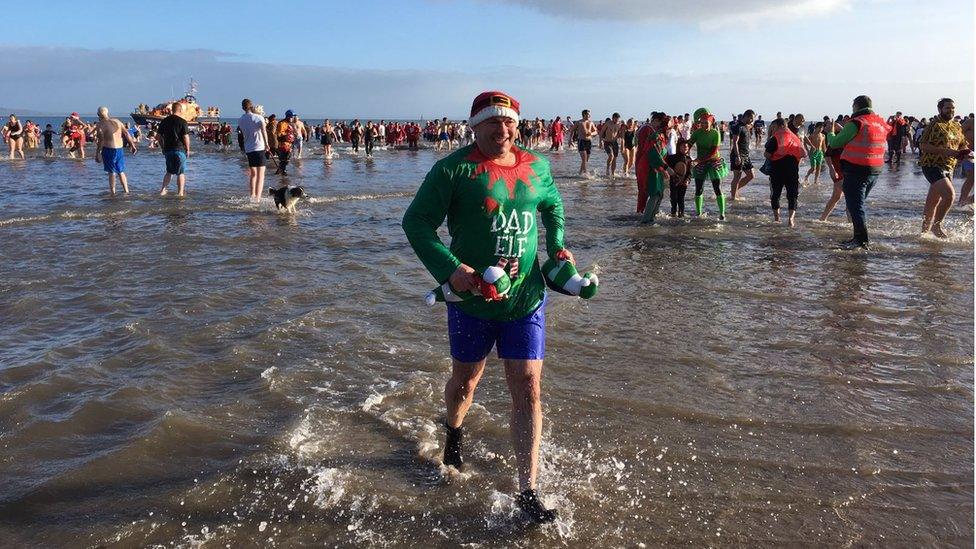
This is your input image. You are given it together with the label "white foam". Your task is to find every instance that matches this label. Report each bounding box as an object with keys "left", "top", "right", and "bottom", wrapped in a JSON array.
[
  {"left": 309, "top": 467, "right": 349, "bottom": 509},
  {"left": 306, "top": 192, "right": 412, "bottom": 204},
  {"left": 0, "top": 214, "right": 52, "bottom": 227}
]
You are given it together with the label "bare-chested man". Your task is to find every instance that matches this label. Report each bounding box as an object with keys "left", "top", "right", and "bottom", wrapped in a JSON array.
[
  {"left": 803, "top": 122, "right": 826, "bottom": 185},
  {"left": 573, "top": 109, "right": 598, "bottom": 175},
  {"left": 94, "top": 107, "right": 137, "bottom": 195},
  {"left": 600, "top": 112, "right": 623, "bottom": 179}
]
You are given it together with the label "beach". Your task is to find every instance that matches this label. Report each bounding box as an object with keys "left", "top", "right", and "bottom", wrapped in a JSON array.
[{"left": 0, "top": 140, "right": 973, "bottom": 547}]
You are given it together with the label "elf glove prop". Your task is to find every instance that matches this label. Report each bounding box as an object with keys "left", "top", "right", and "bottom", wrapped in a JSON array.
[
  {"left": 425, "top": 262, "right": 514, "bottom": 306},
  {"left": 541, "top": 250, "right": 598, "bottom": 299}
]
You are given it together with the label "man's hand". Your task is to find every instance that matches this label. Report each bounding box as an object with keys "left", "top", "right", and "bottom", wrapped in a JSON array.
[
  {"left": 449, "top": 264, "right": 480, "bottom": 293},
  {"left": 555, "top": 249, "right": 576, "bottom": 265}
]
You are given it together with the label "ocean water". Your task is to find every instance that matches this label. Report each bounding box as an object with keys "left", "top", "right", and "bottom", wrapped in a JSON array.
[{"left": 0, "top": 138, "right": 972, "bottom": 548}]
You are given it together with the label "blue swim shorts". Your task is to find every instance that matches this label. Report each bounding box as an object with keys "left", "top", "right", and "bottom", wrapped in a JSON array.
[
  {"left": 446, "top": 294, "right": 546, "bottom": 362},
  {"left": 164, "top": 151, "right": 186, "bottom": 175},
  {"left": 101, "top": 147, "right": 125, "bottom": 174}
]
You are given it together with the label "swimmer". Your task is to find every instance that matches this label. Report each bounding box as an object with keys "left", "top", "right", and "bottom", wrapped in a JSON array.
[
  {"left": 803, "top": 122, "right": 826, "bottom": 185},
  {"left": 621, "top": 118, "right": 637, "bottom": 177},
  {"left": 4, "top": 114, "right": 24, "bottom": 159},
  {"left": 42, "top": 124, "right": 56, "bottom": 157},
  {"left": 918, "top": 98, "right": 967, "bottom": 238},
  {"left": 729, "top": 109, "right": 756, "bottom": 200},
  {"left": 93, "top": 106, "right": 137, "bottom": 195},
  {"left": 600, "top": 112, "right": 623, "bottom": 179},
  {"left": 573, "top": 109, "right": 598, "bottom": 175},
  {"left": 320, "top": 119, "right": 335, "bottom": 158}
]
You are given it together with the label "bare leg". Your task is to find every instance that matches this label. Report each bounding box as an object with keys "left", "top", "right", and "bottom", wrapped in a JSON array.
[
  {"left": 108, "top": 173, "right": 116, "bottom": 195},
  {"left": 159, "top": 173, "right": 172, "bottom": 196},
  {"left": 445, "top": 359, "right": 487, "bottom": 428},
  {"left": 958, "top": 170, "right": 974, "bottom": 206},
  {"left": 788, "top": 209, "right": 796, "bottom": 227},
  {"left": 255, "top": 166, "right": 265, "bottom": 201},
  {"left": 729, "top": 170, "right": 741, "bottom": 200},
  {"left": 119, "top": 172, "right": 129, "bottom": 194},
  {"left": 803, "top": 164, "right": 815, "bottom": 183},
  {"left": 930, "top": 178, "right": 956, "bottom": 237},
  {"left": 820, "top": 179, "right": 844, "bottom": 221},
  {"left": 504, "top": 359, "right": 544, "bottom": 491},
  {"left": 737, "top": 170, "right": 754, "bottom": 194},
  {"left": 177, "top": 174, "right": 186, "bottom": 197}
]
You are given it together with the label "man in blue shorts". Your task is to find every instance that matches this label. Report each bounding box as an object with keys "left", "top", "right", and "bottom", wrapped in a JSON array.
[
  {"left": 157, "top": 102, "right": 190, "bottom": 197},
  {"left": 403, "top": 90, "right": 578, "bottom": 523},
  {"left": 94, "top": 107, "right": 137, "bottom": 195}
]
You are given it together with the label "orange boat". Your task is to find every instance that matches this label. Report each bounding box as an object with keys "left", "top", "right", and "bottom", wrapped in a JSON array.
[{"left": 130, "top": 78, "right": 220, "bottom": 126}]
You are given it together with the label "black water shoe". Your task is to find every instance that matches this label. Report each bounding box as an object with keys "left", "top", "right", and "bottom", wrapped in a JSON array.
[
  {"left": 516, "top": 489, "right": 558, "bottom": 524},
  {"left": 443, "top": 423, "right": 463, "bottom": 469}
]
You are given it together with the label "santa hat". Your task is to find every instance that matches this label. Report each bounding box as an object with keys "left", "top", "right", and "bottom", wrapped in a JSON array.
[{"left": 469, "top": 91, "right": 520, "bottom": 127}]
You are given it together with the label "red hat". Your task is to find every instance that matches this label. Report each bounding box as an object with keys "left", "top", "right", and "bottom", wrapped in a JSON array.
[
  {"left": 70, "top": 112, "right": 79, "bottom": 117},
  {"left": 469, "top": 91, "right": 520, "bottom": 127}
]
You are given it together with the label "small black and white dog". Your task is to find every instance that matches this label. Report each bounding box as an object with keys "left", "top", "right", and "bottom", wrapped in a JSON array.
[{"left": 269, "top": 185, "right": 309, "bottom": 213}]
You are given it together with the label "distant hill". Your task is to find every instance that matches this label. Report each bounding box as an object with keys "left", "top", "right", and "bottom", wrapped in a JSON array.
[{"left": 0, "top": 107, "right": 87, "bottom": 117}]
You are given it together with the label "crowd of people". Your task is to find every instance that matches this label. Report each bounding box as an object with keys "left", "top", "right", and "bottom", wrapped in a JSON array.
[{"left": 3, "top": 96, "right": 973, "bottom": 241}]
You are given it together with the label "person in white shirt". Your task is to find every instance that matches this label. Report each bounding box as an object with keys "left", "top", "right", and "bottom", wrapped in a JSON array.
[
  {"left": 679, "top": 113, "right": 692, "bottom": 141},
  {"left": 238, "top": 98, "right": 268, "bottom": 200}
]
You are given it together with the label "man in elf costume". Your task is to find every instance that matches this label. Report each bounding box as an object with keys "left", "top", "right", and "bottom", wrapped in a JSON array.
[
  {"left": 402, "top": 90, "right": 575, "bottom": 523},
  {"left": 635, "top": 111, "right": 677, "bottom": 223},
  {"left": 688, "top": 107, "right": 730, "bottom": 219}
]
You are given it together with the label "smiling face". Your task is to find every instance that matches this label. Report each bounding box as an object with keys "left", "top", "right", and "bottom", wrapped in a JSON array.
[{"left": 474, "top": 116, "right": 518, "bottom": 158}]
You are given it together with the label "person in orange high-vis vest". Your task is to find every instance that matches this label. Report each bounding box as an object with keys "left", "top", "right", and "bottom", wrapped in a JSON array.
[
  {"left": 825, "top": 95, "right": 890, "bottom": 249},
  {"left": 764, "top": 118, "right": 805, "bottom": 227}
]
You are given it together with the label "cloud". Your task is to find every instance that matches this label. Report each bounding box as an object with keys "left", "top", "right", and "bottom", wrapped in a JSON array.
[{"left": 491, "top": 0, "right": 851, "bottom": 27}]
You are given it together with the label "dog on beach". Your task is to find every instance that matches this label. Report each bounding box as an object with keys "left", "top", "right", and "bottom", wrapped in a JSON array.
[{"left": 269, "top": 185, "right": 309, "bottom": 213}]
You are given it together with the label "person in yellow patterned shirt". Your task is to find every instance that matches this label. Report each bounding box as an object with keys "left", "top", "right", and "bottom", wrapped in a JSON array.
[{"left": 918, "top": 98, "right": 968, "bottom": 238}]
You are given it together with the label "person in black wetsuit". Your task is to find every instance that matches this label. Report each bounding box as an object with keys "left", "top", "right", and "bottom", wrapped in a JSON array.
[
  {"left": 364, "top": 121, "right": 376, "bottom": 158},
  {"left": 729, "top": 109, "right": 756, "bottom": 200}
]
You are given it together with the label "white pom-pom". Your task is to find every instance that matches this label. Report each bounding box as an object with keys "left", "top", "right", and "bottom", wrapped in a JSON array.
[
  {"left": 425, "top": 292, "right": 436, "bottom": 306},
  {"left": 482, "top": 265, "right": 506, "bottom": 284},
  {"left": 581, "top": 278, "right": 590, "bottom": 287}
]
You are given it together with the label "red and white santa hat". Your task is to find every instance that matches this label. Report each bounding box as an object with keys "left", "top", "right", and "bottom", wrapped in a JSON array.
[{"left": 469, "top": 91, "right": 520, "bottom": 127}]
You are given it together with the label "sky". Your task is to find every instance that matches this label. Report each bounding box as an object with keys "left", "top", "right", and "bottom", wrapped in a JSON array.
[{"left": 0, "top": 0, "right": 972, "bottom": 120}]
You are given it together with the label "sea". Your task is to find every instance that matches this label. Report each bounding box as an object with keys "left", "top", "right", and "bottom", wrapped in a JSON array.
[{"left": 0, "top": 129, "right": 973, "bottom": 548}]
